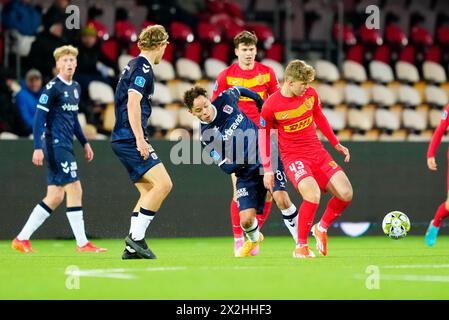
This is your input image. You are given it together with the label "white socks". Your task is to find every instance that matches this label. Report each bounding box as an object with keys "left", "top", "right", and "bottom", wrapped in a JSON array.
[
  {"left": 17, "top": 202, "right": 52, "bottom": 240},
  {"left": 242, "top": 219, "right": 259, "bottom": 242},
  {"left": 281, "top": 204, "right": 299, "bottom": 244},
  {"left": 66, "top": 207, "right": 89, "bottom": 247},
  {"left": 318, "top": 223, "right": 327, "bottom": 233},
  {"left": 130, "top": 207, "right": 156, "bottom": 241}
]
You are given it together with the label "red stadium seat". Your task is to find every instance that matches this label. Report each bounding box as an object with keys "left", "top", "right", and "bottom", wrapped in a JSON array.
[
  {"left": 373, "top": 44, "right": 391, "bottom": 64},
  {"left": 183, "top": 41, "right": 202, "bottom": 64},
  {"left": 142, "top": 20, "right": 156, "bottom": 29},
  {"left": 207, "top": 0, "right": 226, "bottom": 14},
  {"left": 346, "top": 44, "right": 364, "bottom": 64},
  {"left": 359, "top": 25, "right": 382, "bottom": 45},
  {"left": 170, "top": 21, "right": 194, "bottom": 43},
  {"left": 246, "top": 22, "right": 274, "bottom": 48},
  {"left": 210, "top": 42, "right": 230, "bottom": 63},
  {"left": 224, "top": 22, "right": 246, "bottom": 41},
  {"left": 224, "top": 1, "right": 244, "bottom": 19},
  {"left": 411, "top": 26, "right": 433, "bottom": 46},
  {"left": 101, "top": 39, "right": 119, "bottom": 63},
  {"left": 425, "top": 45, "right": 442, "bottom": 63},
  {"left": 197, "top": 22, "right": 222, "bottom": 43},
  {"left": 385, "top": 24, "right": 408, "bottom": 47},
  {"left": 264, "top": 42, "right": 284, "bottom": 62},
  {"left": 436, "top": 26, "right": 449, "bottom": 46},
  {"left": 333, "top": 23, "right": 356, "bottom": 46},
  {"left": 399, "top": 45, "right": 416, "bottom": 64},
  {"left": 162, "top": 42, "right": 174, "bottom": 63},
  {"left": 115, "top": 21, "right": 137, "bottom": 43},
  {"left": 86, "top": 20, "right": 110, "bottom": 41}
]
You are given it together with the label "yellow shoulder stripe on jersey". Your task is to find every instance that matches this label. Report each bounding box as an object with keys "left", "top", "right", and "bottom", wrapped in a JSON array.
[
  {"left": 283, "top": 115, "right": 313, "bottom": 132},
  {"left": 274, "top": 96, "right": 315, "bottom": 120},
  {"left": 226, "top": 73, "right": 271, "bottom": 88},
  {"left": 239, "top": 91, "right": 265, "bottom": 101}
]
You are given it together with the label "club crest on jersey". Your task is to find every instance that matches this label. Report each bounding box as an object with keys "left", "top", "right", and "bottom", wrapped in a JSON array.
[
  {"left": 223, "top": 104, "right": 233, "bottom": 114},
  {"left": 135, "top": 76, "right": 146, "bottom": 88},
  {"left": 64, "top": 91, "right": 69, "bottom": 98},
  {"left": 442, "top": 111, "right": 448, "bottom": 120},
  {"left": 39, "top": 94, "right": 49, "bottom": 104},
  {"left": 256, "top": 74, "right": 265, "bottom": 85},
  {"left": 74, "top": 88, "right": 79, "bottom": 99}
]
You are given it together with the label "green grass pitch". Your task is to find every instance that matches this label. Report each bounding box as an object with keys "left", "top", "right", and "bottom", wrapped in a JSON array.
[{"left": 1, "top": 236, "right": 448, "bottom": 300}]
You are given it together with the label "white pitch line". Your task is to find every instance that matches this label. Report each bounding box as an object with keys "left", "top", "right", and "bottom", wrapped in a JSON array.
[
  {"left": 65, "top": 266, "right": 188, "bottom": 280},
  {"left": 382, "top": 264, "right": 449, "bottom": 269},
  {"left": 354, "top": 274, "right": 449, "bottom": 283}
]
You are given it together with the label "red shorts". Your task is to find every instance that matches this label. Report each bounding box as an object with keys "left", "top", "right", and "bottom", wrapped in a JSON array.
[{"left": 283, "top": 151, "right": 342, "bottom": 191}]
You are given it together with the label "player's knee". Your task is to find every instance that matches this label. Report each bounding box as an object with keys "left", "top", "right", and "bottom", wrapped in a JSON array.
[
  {"left": 240, "top": 215, "right": 253, "bottom": 229},
  {"left": 303, "top": 190, "right": 321, "bottom": 203},
  {"left": 46, "top": 190, "right": 64, "bottom": 206},
  {"left": 156, "top": 177, "right": 173, "bottom": 196},
  {"left": 340, "top": 186, "right": 353, "bottom": 202}
]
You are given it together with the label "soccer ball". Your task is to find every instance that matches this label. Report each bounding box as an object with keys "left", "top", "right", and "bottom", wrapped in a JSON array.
[{"left": 382, "top": 211, "right": 411, "bottom": 239}]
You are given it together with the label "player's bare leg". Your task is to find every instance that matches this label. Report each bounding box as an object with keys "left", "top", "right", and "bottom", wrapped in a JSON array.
[
  {"left": 65, "top": 181, "right": 107, "bottom": 252},
  {"left": 426, "top": 191, "right": 449, "bottom": 246},
  {"left": 236, "top": 208, "right": 264, "bottom": 257},
  {"left": 272, "top": 190, "right": 298, "bottom": 244},
  {"left": 125, "top": 163, "right": 173, "bottom": 259},
  {"left": 312, "top": 171, "right": 353, "bottom": 256},
  {"left": 293, "top": 177, "right": 320, "bottom": 258},
  {"left": 13, "top": 186, "right": 65, "bottom": 253}
]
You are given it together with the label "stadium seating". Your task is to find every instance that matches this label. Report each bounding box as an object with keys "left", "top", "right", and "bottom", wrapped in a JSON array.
[
  {"left": 369, "top": 61, "right": 394, "bottom": 84},
  {"left": 175, "top": 58, "right": 202, "bottom": 81},
  {"left": 153, "top": 60, "right": 176, "bottom": 82},
  {"left": 88, "top": 81, "right": 115, "bottom": 104},
  {"left": 343, "top": 61, "right": 367, "bottom": 83},
  {"left": 396, "top": 61, "right": 420, "bottom": 83},
  {"left": 423, "top": 61, "right": 447, "bottom": 84},
  {"left": 315, "top": 60, "right": 340, "bottom": 83},
  {"left": 204, "top": 58, "right": 227, "bottom": 80}
]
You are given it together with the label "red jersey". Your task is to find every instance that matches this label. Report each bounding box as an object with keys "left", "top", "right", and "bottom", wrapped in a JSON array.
[
  {"left": 428, "top": 104, "right": 449, "bottom": 158},
  {"left": 212, "top": 61, "right": 279, "bottom": 126},
  {"left": 259, "top": 86, "right": 339, "bottom": 172}
]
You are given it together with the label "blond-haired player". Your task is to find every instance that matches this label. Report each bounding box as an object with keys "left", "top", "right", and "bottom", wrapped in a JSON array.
[
  {"left": 260, "top": 60, "right": 353, "bottom": 258},
  {"left": 111, "top": 25, "right": 173, "bottom": 259},
  {"left": 12, "top": 45, "right": 107, "bottom": 253}
]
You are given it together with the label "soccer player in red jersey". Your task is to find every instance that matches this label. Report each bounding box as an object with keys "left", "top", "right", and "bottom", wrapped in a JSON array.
[
  {"left": 212, "top": 31, "right": 297, "bottom": 256},
  {"left": 259, "top": 60, "right": 353, "bottom": 258},
  {"left": 425, "top": 104, "right": 449, "bottom": 246}
]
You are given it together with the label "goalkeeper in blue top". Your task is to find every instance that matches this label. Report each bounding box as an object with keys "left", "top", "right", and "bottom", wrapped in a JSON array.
[
  {"left": 183, "top": 86, "right": 299, "bottom": 257},
  {"left": 12, "top": 45, "right": 107, "bottom": 254}
]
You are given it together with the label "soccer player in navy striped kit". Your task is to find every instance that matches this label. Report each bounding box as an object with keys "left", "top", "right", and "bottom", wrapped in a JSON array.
[
  {"left": 12, "top": 45, "right": 107, "bottom": 253},
  {"left": 111, "top": 25, "right": 172, "bottom": 259}
]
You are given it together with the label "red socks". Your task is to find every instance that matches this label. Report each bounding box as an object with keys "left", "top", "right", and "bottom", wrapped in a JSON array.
[
  {"left": 320, "top": 197, "right": 351, "bottom": 230},
  {"left": 298, "top": 200, "right": 319, "bottom": 245},
  {"left": 231, "top": 200, "right": 273, "bottom": 239},
  {"left": 230, "top": 200, "right": 244, "bottom": 239},
  {"left": 433, "top": 202, "right": 449, "bottom": 227},
  {"left": 257, "top": 201, "right": 272, "bottom": 229}
]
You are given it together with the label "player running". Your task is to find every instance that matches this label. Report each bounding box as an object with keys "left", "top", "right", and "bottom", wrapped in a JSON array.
[
  {"left": 184, "top": 85, "right": 299, "bottom": 257},
  {"left": 212, "top": 31, "right": 286, "bottom": 255},
  {"left": 425, "top": 103, "right": 449, "bottom": 246},
  {"left": 259, "top": 60, "right": 353, "bottom": 258},
  {"left": 12, "top": 45, "right": 107, "bottom": 253},
  {"left": 111, "top": 25, "right": 172, "bottom": 259}
]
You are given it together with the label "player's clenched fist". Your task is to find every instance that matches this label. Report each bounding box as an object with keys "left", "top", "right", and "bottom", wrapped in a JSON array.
[
  {"left": 263, "top": 172, "right": 275, "bottom": 193},
  {"left": 427, "top": 157, "right": 437, "bottom": 171},
  {"left": 84, "top": 143, "right": 94, "bottom": 162},
  {"left": 32, "top": 149, "right": 44, "bottom": 166}
]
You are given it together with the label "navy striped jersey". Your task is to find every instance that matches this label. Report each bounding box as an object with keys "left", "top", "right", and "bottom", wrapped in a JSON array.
[
  {"left": 112, "top": 55, "right": 155, "bottom": 142},
  {"left": 34, "top": 75, "right": 85, "bottom": 149},
  {"left": 200, "top": 87, "right": 263, "bottom": 176}
]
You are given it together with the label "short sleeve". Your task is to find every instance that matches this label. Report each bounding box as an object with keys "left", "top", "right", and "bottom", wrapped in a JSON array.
[
  {"left": 128, "top": 63, "right": 153, "bottom": 97},
  {"left": 36, "top": 83, "right": 55, "bottom": 113},
  {"left": 211, "top": 70, "right": 228, "bottom": 100}
]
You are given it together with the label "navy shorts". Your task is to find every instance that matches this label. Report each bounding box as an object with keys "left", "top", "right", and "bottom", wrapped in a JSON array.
[
  {"left": 111, "top": 139, "right": 161, "bottom": 183},
  {"left": 44, "top": 144, "right": 79, "bottom": 186},
  {"left": 236, "top": 161, "right": 287, "bottom": 214}
]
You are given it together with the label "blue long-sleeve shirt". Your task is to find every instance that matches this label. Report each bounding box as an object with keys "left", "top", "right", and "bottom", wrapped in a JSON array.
[
  {"left": 1, "top": 0, "right": 41, "bottom": 36},
  {"left": 15, "top": 80, "right": 42, "bottom": 132}
]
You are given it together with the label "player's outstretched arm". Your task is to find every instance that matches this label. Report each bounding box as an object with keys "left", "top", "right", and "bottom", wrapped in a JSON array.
[
  {"left": 128, "top": 90, "right": 150, "bottom": 160},
  {"left": 233, "top": 86, "right": 264, "bottom": 111}
]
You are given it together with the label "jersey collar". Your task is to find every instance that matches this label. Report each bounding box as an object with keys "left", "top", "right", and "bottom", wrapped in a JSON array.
[
  {"left": 57, "top": 74, "right": 73, "bottom": 86},
  {"left": 200, "top": 104, "right": 218, "bottom": 124},
  {"left": 139, "top": 54, "right": 154, "bottom": 69}
]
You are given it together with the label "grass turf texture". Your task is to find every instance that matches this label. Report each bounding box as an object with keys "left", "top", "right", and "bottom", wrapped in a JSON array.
[{"left": 1, "top": 236, "right": 448, "bottom": 300}]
